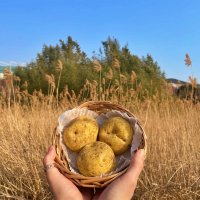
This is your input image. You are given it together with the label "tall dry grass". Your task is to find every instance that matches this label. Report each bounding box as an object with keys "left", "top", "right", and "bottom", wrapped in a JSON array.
[
  {"left": 134, "top": 100, "right": 200, "bottom": 199},
  {"left": 0, "top": 99, "right": 200, "bottom": 199},
  {"left": 0, "top": 61, "right": 200, "bottom": 199}
]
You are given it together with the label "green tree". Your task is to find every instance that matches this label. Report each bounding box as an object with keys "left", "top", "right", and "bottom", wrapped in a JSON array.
[{"left": 14, "top": 36, "right": 166, "bottom": 99}]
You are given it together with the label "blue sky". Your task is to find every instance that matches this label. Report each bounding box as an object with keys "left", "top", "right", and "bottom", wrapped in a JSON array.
[{"left": 0, "top": 0, "right": 200, "bottom": 81}]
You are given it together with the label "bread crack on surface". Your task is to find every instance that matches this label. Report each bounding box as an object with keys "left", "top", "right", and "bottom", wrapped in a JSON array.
[{"left": 99, "top": 117, "right": 133, "bottom": 155}]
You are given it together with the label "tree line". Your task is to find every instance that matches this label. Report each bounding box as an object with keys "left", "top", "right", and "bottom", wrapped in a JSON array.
[{"left": 14, "top": 36, "right": 166, "bottom": 98}]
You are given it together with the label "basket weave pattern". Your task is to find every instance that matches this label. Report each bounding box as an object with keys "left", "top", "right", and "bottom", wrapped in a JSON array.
[{"left": 52, "top": 101, "right": 147, "bottom": 188}]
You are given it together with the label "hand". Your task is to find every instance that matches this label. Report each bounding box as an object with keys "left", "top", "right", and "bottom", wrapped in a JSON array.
[
  {"left": 43, "top": 146, "right": 93, "bottom": 200},
  {"left": 43, "top": 146, "right": 145, "bottom": 200},
  {"left": 93, "top": 149, "right": 145, "bottom": 200}
]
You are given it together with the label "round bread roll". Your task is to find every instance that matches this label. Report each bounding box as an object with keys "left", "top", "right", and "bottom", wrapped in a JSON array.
[
  {"left": 99, "top": 117, "right": 133, "bottom": 155},
  {"left": 63, "top": 116, "right": 98, "bottom": 152},
  {"left": 77, "top": 141, "right": 116, "bottom": 177}
]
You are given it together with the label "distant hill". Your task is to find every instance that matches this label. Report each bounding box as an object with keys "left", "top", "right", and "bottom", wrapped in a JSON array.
[
  {"left": 167, "top": 78, "right": 200, "bottom": 87},
  {"left": 166, "top": 78, "right": 187, "bottom": 84}
]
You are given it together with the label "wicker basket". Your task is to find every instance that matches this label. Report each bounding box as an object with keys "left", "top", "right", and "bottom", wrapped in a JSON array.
[{"left": 52, "top": 101, "right": 147, "bottom": 188}]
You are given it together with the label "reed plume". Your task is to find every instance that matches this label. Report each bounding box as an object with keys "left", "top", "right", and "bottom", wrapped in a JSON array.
[
  {"left": 93, "top": 59, "right": 102, "bottom": 100},
  {"left": 184, "top": 53, "right": 192, "bottom": 66},
  {"left": 56, "top": 60, "right": 63, "bottom": 108}
]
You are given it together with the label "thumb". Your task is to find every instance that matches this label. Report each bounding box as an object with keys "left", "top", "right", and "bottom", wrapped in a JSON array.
[
  {"left": 122, "top": 149, "right": 145, "bottom": 186},
  {"left": 43, "top": 145, "right": 61, "bottom": 182},
  {"left": 43, "top": 145, "right": 56, "bottom": 166},
  {"left": 43, "top": 146, "right": 83, "bottom": 200}
]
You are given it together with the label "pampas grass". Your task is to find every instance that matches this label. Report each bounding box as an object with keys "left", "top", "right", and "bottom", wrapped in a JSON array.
[
  {"left": 0, "top": 61, "right": 200, "bottom": 199},
  {"left": 0, "top": 99, "right": 200, "bottom": 199}
]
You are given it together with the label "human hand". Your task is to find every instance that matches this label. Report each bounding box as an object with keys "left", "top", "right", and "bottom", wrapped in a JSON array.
[
  {"left": 43, "top": 146, "right": 93, "bottom": 200},
  {"left": 93, "top": 149, "right": 145, "bottom": 200},
  {"left": 43, "top": 146, "right": 145, "bottom": 200}
]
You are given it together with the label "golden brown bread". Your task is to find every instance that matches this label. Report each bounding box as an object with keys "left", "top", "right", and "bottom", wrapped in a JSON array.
[
  {"left": 63, "top": 116, "right": 98, "bottom": 152},
  {"left": 77, "top": 141, "right": 116, "bottom": 177},
  {"left": 99, "top": 117, "right": 133, "bottom": 155}
]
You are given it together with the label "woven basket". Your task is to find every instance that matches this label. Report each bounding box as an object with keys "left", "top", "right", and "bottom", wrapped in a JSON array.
[{"left": 52, "top": 101, "right": 147, "bottom": 188}]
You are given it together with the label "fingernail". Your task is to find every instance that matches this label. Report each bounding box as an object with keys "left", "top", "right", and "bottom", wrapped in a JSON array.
[
  {"left": 48, "top": 145, "right": 53, "bottom": 152},
  {"left": 137, "top": 149, "right": 145, "bottom": 157}
]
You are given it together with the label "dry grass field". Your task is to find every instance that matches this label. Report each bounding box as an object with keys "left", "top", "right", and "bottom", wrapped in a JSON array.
[{"left": 0, "top": 98, "right": 200, "bottom": 200}]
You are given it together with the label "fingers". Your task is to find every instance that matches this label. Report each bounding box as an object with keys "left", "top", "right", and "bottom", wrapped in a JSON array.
[
  {"left": 43, "top": 145, "right": 61, "bottom": 182},
  {"left": 121, "top": 149, "right": 145, "bottom": 186},
  {"left": 95, "top": 150, "right": 145, "bottom": 200},
  {"left": 43, "top": 146, "right": 86, "bottom": 200},
  {"left": 128, "top": 149, "right": 145, "bottom": 177},
  {"left": 43, "top": 145, "right": 56, "bottom": 166},
  {"left": 43, "top": 145, "right": 68, "bottom": 197}
]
